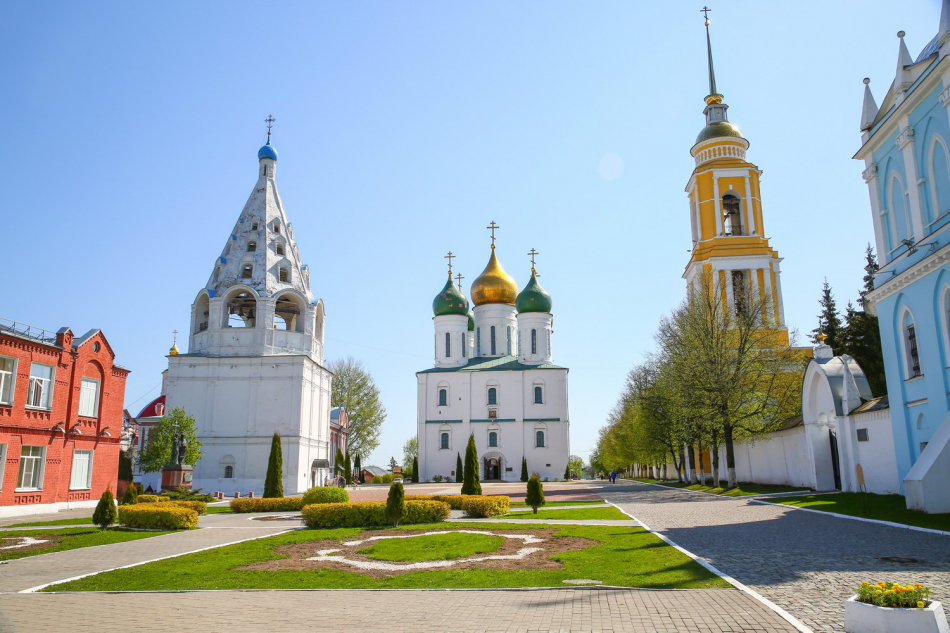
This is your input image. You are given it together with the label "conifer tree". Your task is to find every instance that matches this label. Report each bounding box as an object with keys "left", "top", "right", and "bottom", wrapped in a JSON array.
[
  {"left": 456, "top": 453, "right": 464, "bottom": 483},
  {"left": 264, "top": 433, "right": 283, "bottom": 498},
  {"left": 93, "top": 487, "right": 117, "bottom": 530},
  {"left": 354, "top": 453, "right": 363, "bottom": 483},
  {"left": 344, "top": 450, "right": 352, "bottom": 482},
  {"left": 525, "top": 474, "right": 545, "bottom": 514},
  {"left": 412, "top": 456, "right": 419, "bottom": 483},
  {"left": 520, "top": 456, "right": 529, "bottom": 482},
  {"left": 811, "top": 279, "right": 843, "bottom": 350},
  {"left": 564, "top": 464, "right": 571, "bottom": 480},
  {"left": 461, "top": 434, "right": 482, "bottom": 495},
  {"left": 119, "top": 484, "right": 138, "bottom": 506},
  {"left": 841, "top": 245, "right": 887, "bottom": 395},
  {"left": 386, "top": 481, "right": 405, "bottom": 527},
  {"left": 335, "top": 447, "right": 345, "bottom": 477}
]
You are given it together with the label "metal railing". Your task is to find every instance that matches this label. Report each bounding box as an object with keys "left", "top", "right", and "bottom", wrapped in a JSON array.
[{"left": 0, "top": 317, "right": 58, "bottom": 343}]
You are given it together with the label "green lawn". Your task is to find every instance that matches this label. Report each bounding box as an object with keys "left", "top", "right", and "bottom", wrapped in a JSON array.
[
  {"left": 6, "top": 517, "right": 94, "bottom": 527},
  {"left": 0, "top": 527, "right": 171, "bottom": 561},
  {"left": 633, "top": 479, "right": 809, "bottom": 497},
  {"left": 503, "top": 507, "right": 629, "bottom": 520},
  {"left": 774, "top": 493, "right": 950, "bottom": 532},
  {"left": 42, "top": 522, "right": 729, "bottom": 591},
  {"left": 508, "top": 500, "right": 605, "bottom": 508},
  {"left": 206, "top": 507, "right": 233, "bottom": 514},
  {"left": 359, "top": 532, "right": 503, "bottom": 561}
]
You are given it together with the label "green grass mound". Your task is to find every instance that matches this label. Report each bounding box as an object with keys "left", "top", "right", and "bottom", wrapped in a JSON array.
[{"left": 358, "top": 532, "right": 504, "bottom": 562}]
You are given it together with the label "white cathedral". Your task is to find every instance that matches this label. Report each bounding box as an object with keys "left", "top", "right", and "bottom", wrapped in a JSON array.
[
  {"left": 417, "top": 234, "right": 570, "bottom": 482},
  {"left": 165, "top": 131, "right": 335, "bottom": 496}
]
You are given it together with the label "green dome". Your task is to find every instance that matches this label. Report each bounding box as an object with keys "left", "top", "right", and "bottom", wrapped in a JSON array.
[
  {"left": 695, "top": 121, "right": 744, "bottom": 145},
  {"left": 467, "top": 311, "right": 475, "bottom": 331},
  {"left": 516, "top": 275, "right": 552, "bottom": 313},
  {"left": 433, "top": 276, "right": 469, "bottom": 317}
]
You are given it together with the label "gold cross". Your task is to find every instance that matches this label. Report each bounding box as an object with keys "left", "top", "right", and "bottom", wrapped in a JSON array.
[
  {"left": 172, "top": 329, "right": 178, "bottom": 345},
  {"left": 444, "top": 251, "right": 455, "bottom": 274},
  {"left": 527, "top": 249, "right": 541, "bottom": 277},
  {"left": 265, "top": 114, "right": 276, "bottom": 137},
  {"left": 455, "top": 272, "right": 465, "bottom": 291},
  {"left": 487, "top": 221, "right": 500, "bottom": 248}
]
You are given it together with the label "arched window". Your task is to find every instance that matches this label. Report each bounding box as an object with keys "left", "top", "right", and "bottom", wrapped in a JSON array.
[
  {"left": 903, "top": 309, "right": 921, "bottom": 377},
  {"left": 251, "top": 221, "right": 259, "bottom": 231},
  {"left": 462, "top": 334, "right": 467, "bottom": 358},
  {"left": 722, "top": 193, "right": 743, "bottom": 236},
  {"left": 531, "top": 329, "right": 537, "bottom": 355},
  {"left": 276, "top": 244, "right": 284, "bottom": 256},
  {"left": 534, "top": 386, "right": 543, "bottom": 404},
  {"left": 194, "top": 293, "right": 210, "bottom": 333},
  {"left": 273, "top": 220, "right": 281, "bottom": 234},
  {"left": 732, "top": 270, "right": 747, "bottom": 316},
  {"left": 536, "top": 430, "right": 545, "bottom": 448},
  {"left": 438, "top": 388, "right": 447, "bottom": 406},
  {"left": 931, "top": 135, "right": 950, "bottom": 219},
  {"left": 506, "top": 326, "right": 512, "bottom": 355},
  {"left": 890, "top": 173, "right": 912, "bottom": 245},
  {"left": 275, "top": 294, "right": 305, "bottom": 332},
  {"left": 247, "top": 240, "right": 257, "bottom": 252},
  {"left": 488, "top": 387, "right": 497, "bottom": 405},
  {"left": 476, "top": 328, "right": 481, "bottom": 356},
  {"left": 224, "top": 465, "right": 234, "bottom": 478},
  {"left": 226, "top": 291, "right": 257, "bottom": 327},
  {"left": 490, "top": 326, "right": 497, "bottom": 355},
  {"left": 212, "top": 267, "right": 220, "bottom": 283},
  {"left": 440, "top": 432, "right": 449, "bottom": 450},
  {"left": 445, "top": 332, "right": 451, "bottom": 358},
  {"left": 242, "top": 264, "right": 253, "bottom": 279},
  {"left": 488, "top": 431, "right": 498, "bottom": 447}
]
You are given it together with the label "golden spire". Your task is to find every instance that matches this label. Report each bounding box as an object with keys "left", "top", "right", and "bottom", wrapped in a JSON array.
[
  {"left": 702, "top": 6, "right": 723, "bottom": 105},
  {"left": 169, "top": 330, "right": 180, "bottom": 356}
]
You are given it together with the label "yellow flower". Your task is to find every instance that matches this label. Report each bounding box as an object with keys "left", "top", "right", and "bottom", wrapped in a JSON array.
[
  {"left": 915, "top": 584, "right": 922, "bottom": 589},
  {"left": 879, "top": 582, "right": 886, "bottom": 587},
  {"left": 918, "top": 601, "right": 926, "bottom": 609},
  {"left": 861, "top": 582, "right": 869, "bottom": 587}
]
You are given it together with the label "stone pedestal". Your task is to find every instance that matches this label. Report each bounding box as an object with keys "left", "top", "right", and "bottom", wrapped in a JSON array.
[{"left": 161, "top": 465, "right": 194, "bottom": 491}]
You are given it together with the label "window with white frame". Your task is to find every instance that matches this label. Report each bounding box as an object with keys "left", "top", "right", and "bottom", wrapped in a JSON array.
[
  {"left": 224, "top": 465, "right": 234, "bottom": 478},
  {"left": 79, "top": 378, "right": 101, "bottom": 417},
  {"left": 17, "top": 445, "right": 45, "bottom": 490},
  {"left": 903, "top": 311, "right": 922, "bottom": 378},
  {"left": 0, "top": 356, "right": 15, "bottom": 405},
  {"left": 70, "top": 450, "right": 93, "bottom": 489},
  {"left": 535, "top": 430, "right": 546, "bottom": 448},
  {"left": 27, "top": 363, "right": 54, "bottom": 409},
  {"left": 487, "top": 387, "right": 497, "bottom": 405},
  {"left": 440, "top": 432, "right": 449, "bottom": 450},
  {"left": 0, "top": 444, "right": 6, "bottom": 490},
  {"left": 534, "top": 385, "right": 543, "bottom": 404},
  {"left": 488, "top": 431, "right": 498, "bottom": 447}
]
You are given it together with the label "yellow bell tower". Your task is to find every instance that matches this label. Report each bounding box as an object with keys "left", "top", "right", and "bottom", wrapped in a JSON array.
[{"left": 684, "top": 10, "right": 788, "bottom": 344}]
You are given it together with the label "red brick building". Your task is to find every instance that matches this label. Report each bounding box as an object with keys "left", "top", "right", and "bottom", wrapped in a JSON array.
[{"left": 0, "top": 319, "right": 129, "bottom": 517}]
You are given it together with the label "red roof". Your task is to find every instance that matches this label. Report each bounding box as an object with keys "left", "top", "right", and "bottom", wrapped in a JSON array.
[{"left": 137, "top": 395, "right": 166, "bottom": 418}]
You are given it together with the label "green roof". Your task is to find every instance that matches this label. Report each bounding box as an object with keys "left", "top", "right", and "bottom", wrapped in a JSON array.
[
  {"left": 418, "top": 355, "right": 567, "bottom": 374},
  {"left": 432, "top": 276, "right": 469, "bottom": 317},
  {"left": 516, "top": 275, "right": 552, "bottom": 313}
]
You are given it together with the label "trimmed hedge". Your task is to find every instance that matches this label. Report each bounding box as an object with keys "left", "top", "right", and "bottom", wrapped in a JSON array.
[
  {"left": 301, "top": 500, "right": 450, "bottom": 528},
  {"left": 136, "top": 495, "right": 170, "bottom": 504},
  {"left": 302, "top": 487, "right": 349, "bottom": 505},
  {"left": 230, "top": 497, "right": 306, "bottom": 513},
  {"left": 118, "top": 504, "right": 198, "bottom": 530},
  {"left": 405, "top": 494, "right": 510, "bottom": 511},
  {"left": 461, "top": 495, "right": 510, "bottom": 518},
  {"left": 159, "top": 500, "right": 207, "bottom": 515}
]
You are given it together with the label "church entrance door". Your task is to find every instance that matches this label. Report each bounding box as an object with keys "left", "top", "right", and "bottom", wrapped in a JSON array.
[{"left": 485, "top": 458, "right": 500, "bottom": 480}]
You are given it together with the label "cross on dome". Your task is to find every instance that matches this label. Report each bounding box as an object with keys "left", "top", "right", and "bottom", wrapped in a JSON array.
[
  {"left": 487, "top": 221, "right": 500, "bottom": 249},
  {"left": 455, "top": 272, "right": 465, "bottom": 291},
  {"left": 527, "top": 248, "right": 541, "bottom": 277},
  {"left": 444, "top": 251, "right": 455, "bottom": 275},
  {"left": 265, "top": 114, "right": 276, "bottom": 138}
]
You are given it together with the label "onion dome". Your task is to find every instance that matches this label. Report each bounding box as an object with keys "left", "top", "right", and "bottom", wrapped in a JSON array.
[
  {"left": 169, "top": 343, "right": 179, "bottom": 356},
  {"left": 258, "top": 139, "right": 278, "bottom": 161},
  {"left": 471, "top": 249, "right": 518, "bottom": 306},
  {"left": 467, "top": 311, "right": 475, "bottom": 331},
  {"left": 516, "top": 273, "right": 552, "bottom": 313},
  {"left": 695, "top": 121, "right": 744, "bottom": 145},
  {"left": 432, "top": 275, "right": 469, "bottom": 316}
]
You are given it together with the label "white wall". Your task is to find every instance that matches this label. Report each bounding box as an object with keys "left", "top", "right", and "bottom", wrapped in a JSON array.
[{"left": 716, "top": 426, "right": 814, "bottom": 488}]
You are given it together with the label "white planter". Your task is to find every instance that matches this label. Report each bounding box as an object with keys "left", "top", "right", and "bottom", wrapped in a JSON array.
[{"left": 845, "top": 595, "right": 950, "bottom": 633}]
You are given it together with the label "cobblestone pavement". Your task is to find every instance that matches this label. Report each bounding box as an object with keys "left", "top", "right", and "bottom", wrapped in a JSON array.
[
  {"left": 599, "top": 481, "right": 950, "bottom": 633},
  {"left": 0, "top": 587, "right": 797, "bottom": 633}
]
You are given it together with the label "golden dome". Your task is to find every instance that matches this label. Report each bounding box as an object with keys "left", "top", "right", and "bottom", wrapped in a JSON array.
[
  {"left": 169, "top": 344, "right": 179, "bottom": 356},
  {"left": 471, "top": 248, "right": 518, "bottom": 306}
]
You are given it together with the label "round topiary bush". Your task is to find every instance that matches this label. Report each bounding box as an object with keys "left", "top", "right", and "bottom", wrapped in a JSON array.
[{"left": 302, "top": 486, "right": 350, "bottom": 505}]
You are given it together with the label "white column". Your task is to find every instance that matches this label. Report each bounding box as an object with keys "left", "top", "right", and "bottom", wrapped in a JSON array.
[
  {"left": 744, "top": 175, "right": 756, "bottom": 235},
  {"left": 772, "top": 260, "right": 787, "bottom": 327},
  {"left": 713, "top": 177, "right": 723, "bottom": 236},
  {"left": 750, "top": 267, "right": 761, "bottom": 318},
  {"left": 725, "top": 268, "right": 736, "bottom": 314},
  {"left": 896, "top": 118, "right": 926, "bottom": 240},
  {"left": 690, "top": 191, "right": 699, "bottom": 243},
  {"left": 863, "top": 162, "right": 889, "bottom": 260}
]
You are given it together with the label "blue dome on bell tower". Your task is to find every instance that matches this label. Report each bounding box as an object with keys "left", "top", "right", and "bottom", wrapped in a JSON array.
[{"left": 258, "top": 140, "right": 278, "bottom": 161}]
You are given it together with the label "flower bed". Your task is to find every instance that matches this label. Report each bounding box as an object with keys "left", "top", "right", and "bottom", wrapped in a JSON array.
[
  {"left": 845, "top": 581, "right": 946, "bottom": 633},
  {"left": 301, "top": 500, "right": 450, "bottom": 528},
  {"left": 230, "top": 497, "right": 307, "bottom": 513},
  {"left": 856, "top": 581, "right": 931, "bottom": 609}
]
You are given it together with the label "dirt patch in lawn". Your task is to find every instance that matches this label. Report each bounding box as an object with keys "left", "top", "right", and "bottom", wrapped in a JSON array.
[
  {"left": 238, "top": 528, "right": 598, "bottom": 578},
  {"left": 0, "top": 533, "right": 63, "bottom": 554}
]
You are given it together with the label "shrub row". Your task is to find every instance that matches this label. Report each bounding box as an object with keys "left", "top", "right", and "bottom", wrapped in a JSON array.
[
  {"left": 369, "top": 474, "right": 395, "bottom": 484},
  {"left": 136, "top": 495, "right": 170, "bottom": 504},
  {"left": 460, "top": 495, "right": 510, "bottom": 518},
  {"left": 405, "top": 494, "right": 509, "bottom": 512},
  {"left": 118, "top": 504, "right": 198, "bottom": 530},
  {"left": 230, "top": 497, "right": 307, "bottom": 513},
  {"left": 302, "top": 487, "right": 349, "bottom": 505},
  {"left": 158, "top": 500, "right": 207, "bottom": 515},
  {"left": 301, "top": 500, "right": 450, "bottom": 528}
]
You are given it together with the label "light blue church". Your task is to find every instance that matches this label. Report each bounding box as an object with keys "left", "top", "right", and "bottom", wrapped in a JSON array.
[{"left": 857, "top": 0, "right": 950, "bottom": 512}]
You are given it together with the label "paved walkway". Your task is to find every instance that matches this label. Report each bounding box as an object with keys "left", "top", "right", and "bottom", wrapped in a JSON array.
[
  {"left": 0, "top": 587, "right": 797, "bottom": 633},
  {"left": 599, "top": 481, "right": 950, "bottom": 633}
]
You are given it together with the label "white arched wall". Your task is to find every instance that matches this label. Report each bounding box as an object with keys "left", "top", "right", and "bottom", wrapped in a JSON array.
[{"left": 802, "top": 363, "right": 840, "bottom": 491}]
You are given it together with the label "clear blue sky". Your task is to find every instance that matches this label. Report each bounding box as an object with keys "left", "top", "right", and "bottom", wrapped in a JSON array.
[{"left": 2, "top": 1, "right": 940, "bottom": 469}]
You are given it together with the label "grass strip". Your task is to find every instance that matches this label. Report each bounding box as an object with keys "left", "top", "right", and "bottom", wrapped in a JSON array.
[
  {"left": 634, "top": 479, "right": 810, "bottom": 497},
  {"left": 359, "top": 532, "right": 504, "bottom": 561},
  {"left": 508, "top": 500, "right": 605, "bottom": 508},
  {"left": 6, "top": 518, "right": 94, "bottom": 527},
  {"left": 774, "top": 492, "right": 950, "bottom": 532},
  {"left": 206, "top": 507, "right": 234, "bottom": 514},
  {"left": 502, "top": 507, "right": 629, "bottom": 520},
  {"left": 0, "top": 527, "right": 172, "bottom": 561},
  {"left": 42, "top": 522, "right": 729, "bottom": 591}
]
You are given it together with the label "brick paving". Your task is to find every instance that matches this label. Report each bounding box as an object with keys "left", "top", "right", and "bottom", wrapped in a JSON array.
[
  {"left": 0, "top": 587, "right": 797, "bottom": 632},
  {"left": 600, "top": 481, "right": 950, "bottom": 633}
]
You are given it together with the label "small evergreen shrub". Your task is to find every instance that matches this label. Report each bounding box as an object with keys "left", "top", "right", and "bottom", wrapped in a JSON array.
[
  {"left": 163, "top": 486, "right": 214, "bottom": 502},
  {"left": 461, "top": 495, "right": 510, "bottom": 518},
  {"left": 302, "top": 486, "right": 349, "bottom": 505},
  {"left": 119, "top": 485, "right": 138, "bottom": 506},
  {"left": 301, "top": 500, "right": 449, "bottom": 528},
  {"left": 136, "top": 495, "right": 169, "bottom": 504},
  {"left": 93, "top": 488, "right": 117, "bottom": 529},
  {"left": 526, "top": 474, "right": 545, "bottom": 514},
  {"left": 230, "top": 497, "right": 306, "bottom": 513},
  {"left": 412, "top": 456, "right": 419, "bottom": 483},
  {"left": 461, "top": 434, "right": 481, "bottom": 495},
  {"left": 371, "top": 476, "right": 384, "bottom": 484},
  {"left": 386, "top": 482, "right": 405, "bottom": 527},
  {"left": 264, "top": 433, "right": 284, "bottom": 498},
  {"left": 564, "top": 465, "right": 571, "bottom": 480},
  {"left": 118, "top": 504, "right": 198, "bottom": 530},
  {"left": 456, "top": 453, "right": 464, "bottom": 483},
  {"left": 520, "top": 457, "right": 529, "bottom": 482}
]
